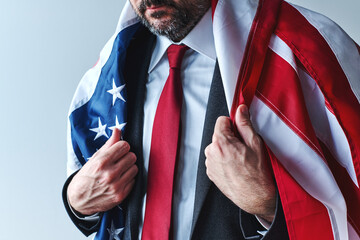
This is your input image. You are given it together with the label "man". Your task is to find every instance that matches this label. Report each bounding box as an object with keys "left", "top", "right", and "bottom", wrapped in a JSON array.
[{"left": 63, "top": 0, "right": 360, "bottom": 239}]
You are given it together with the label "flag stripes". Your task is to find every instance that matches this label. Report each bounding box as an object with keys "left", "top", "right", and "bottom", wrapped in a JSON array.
[
  {"left": 257, "top": 47, "right": 324, "bottom": 158},
  {"left": 245, "top": 2, "right": 360, "bottom": 238},
  {"left": 266, "top": 146, "right": 335, "bottom": 240},
  {"left": 320, "top": 140, "right": 360, "bottom": 236},
  {"left": 297, "top": 68, "right": 357, "bottom": 187},
  {"left": 212, "top": 0, "right": 360, "bottom": 238},
  {"left": 292, "top": 4, "right": 360, "bottom": 104},
  {"left": 276, "top": 2, "right": 360, "bottom": 186},
  {"left": 273, "top": 3, "right": 360, "bottom": 237},
  {"left": 250, "top": 95, "right": 347, "bottom": 239}
]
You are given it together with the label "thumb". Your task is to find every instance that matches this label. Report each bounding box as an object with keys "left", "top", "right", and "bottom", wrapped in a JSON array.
[
  {"left": 235, "top": 105, "right": 256, "bottom": 147},
  {"left": 90, "top": 128, "right": 121, "bottom": 160},
  {"left": 103, "top": 128, "right": 122, "bottom": 149}
]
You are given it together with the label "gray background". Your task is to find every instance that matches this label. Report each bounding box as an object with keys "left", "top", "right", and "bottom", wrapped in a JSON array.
[{"left": 0, "top": 0, "right": 358, "bottom": 239}]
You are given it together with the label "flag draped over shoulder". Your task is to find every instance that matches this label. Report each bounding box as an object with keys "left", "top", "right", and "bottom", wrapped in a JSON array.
[
  {"left": 67, "top": 0, "right": 360, "bottom": 239},
  {"left": 212, "top": 0, "right": 360, "bottom": 239},
  {"left": 66, "top": 3, "right": 142, "bottom": 239}
]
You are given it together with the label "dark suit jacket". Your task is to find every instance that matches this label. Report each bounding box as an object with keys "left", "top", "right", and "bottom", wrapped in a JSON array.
[{"left": 63, "top": 25, "right": 289, "bottom": 240}]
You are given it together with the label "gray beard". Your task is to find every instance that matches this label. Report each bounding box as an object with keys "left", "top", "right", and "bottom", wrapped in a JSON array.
[{"left": 135, "top": 0, "right": 210, "bottom": 42}]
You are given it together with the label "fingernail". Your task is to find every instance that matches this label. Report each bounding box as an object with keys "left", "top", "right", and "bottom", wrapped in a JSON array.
[{"left": 240, "top": 105, "right": 249, "bottom": 118}]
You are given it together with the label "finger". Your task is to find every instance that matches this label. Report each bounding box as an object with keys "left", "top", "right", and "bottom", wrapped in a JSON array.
[
  {"left": 114, "top": 165, "right": 138, "bottom": 195},
  {"left": 99, "top": 128, "right": 122, "bottom": 153},
  {"left": 123, "top": 179, "right": 136, "bottom": 197},
  {"left": 112, "top": 152, "right": 137, "bottom": 177},
  {"left": 213, "top": 116, "right": 234, "bottom": 142},
  {"left": 235, "top": 105, "right": 257, "bottom": 147},
  {"left": 105, "top": 128, "right": 122, "bottom": 149},
  {"left": 119, "top": 165, "right": 138, "bottom": 184},
  {"left": 114, "top": 179, "right": 136, "bottom": 204},
  {"left": 98, "top": 140, "right": 131, "bottom": 165},
  {"left": 90, "top": 129, "right": 123, "bottom": 162}
]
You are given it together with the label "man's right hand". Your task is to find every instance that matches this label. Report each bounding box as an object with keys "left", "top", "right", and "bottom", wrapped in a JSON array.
[{"left": 67, "top": 128, "right": 138, "bottom": 216}]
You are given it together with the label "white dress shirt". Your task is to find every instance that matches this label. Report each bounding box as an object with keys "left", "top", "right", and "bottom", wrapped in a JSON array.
[
  {"left": 140, "top": 10, "right": 216, "bottom": 240},
  {"left": 68, "top": 9, "right": 270, "bottom": 238}
]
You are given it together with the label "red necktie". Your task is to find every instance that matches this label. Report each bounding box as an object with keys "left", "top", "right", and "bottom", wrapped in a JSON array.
[{"left": 142, "top": 44, "right": 188, "bottom": 240}]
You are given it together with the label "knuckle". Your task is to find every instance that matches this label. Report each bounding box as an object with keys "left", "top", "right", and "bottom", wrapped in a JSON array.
[
  {"left": 217, "top": 116, "right": 228, "bottom": 123},
  {"left": 95, "top": 158, "right": 107, "bottom": 170},
  {"left": 113, "top": 141, "right": 130, "bottom": 154},
  {"left": 205, "top": 143, "right": 220, "bottom": 159},
  {"left": 251, "top": 135, "right": 263, "bottom": 148},
  {"left": 128, "top": 152, "right": 137, "bottom": 162},
  {"left": 97, "top": 151, "right": 113, "bottom": 166},
  {"left": 131, "top": 165, "right": 139, "bottom": 176},
  {"left": 103, "top": 171, "right": 115, "bottom": 184},
  {"left": 114, "top": 192, "right": 124, "bottom": 203},
  {"left": 204, "top": 146, "right": 211, "bottom": 157},
  {"left": 108, "top": 183, "right": 118, "bottom": 195},
  {"left": 119, "top": 141, "right": 131, "bottom": 151},
  {"left": 243, "top": 118, "right": 252, "bottom": 126},
  {"left": 205, "top": 158, "right": 209, "bottom": 168},
  {"left": 212, "top": 141, "right": 222, "bottom": 153}
]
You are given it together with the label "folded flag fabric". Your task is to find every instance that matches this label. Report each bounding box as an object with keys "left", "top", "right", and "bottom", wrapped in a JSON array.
[{"left": 67, "top": 0, "right": 360, "bottom": 239}]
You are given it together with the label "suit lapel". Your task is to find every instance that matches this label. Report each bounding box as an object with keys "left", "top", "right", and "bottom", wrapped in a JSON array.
[
  {"left": 122, "top": 26, "right": 156, "bottom": 240},
  {"left": 123, "top": 35, "right": 229, "bottom": 238},
  {"left": 190, "top": 62, "right": 230, "bottom": 237}
]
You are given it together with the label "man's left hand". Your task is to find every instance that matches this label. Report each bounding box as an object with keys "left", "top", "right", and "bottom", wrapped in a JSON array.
[{"left": 205, "top": 104, "right": 276, "bottom": 223}]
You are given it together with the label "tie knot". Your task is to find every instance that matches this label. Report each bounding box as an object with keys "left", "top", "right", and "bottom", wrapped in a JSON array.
[{"left": 167, "top": 44, "right": 189, "bottom": 69}]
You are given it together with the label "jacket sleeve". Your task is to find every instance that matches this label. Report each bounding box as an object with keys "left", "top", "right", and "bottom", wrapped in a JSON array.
[
  {"left": 62, "top": 171, "right": 103, "bottom": 237},
  {"left": 240, "top": 191, "right": 289, "bottom": 240}
]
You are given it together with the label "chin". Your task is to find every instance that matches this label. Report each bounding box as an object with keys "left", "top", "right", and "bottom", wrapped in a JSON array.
[{"left": 149, "top": 18, "right": 172, "bottom": 30}]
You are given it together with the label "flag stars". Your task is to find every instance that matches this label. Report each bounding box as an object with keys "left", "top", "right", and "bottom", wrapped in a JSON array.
[
  {"left": 109, "top": 116, "right": 127, "bottom": 132},
  {"left": 90, "top": 118, "right": 109, "bottom": 140},
  {"left": 107, "top": 220, "right": 123, "bottom": 240},
  {"left": 107, "top": 79, "right": 126, "bottom": 106}
]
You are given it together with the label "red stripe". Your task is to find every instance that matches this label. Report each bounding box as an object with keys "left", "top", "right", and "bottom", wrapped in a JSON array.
[
  {"left": 211, "top": 0, "right": 218, "bottom": 19},
  {"left": 319, "top": 140, "right": 360, "bottom": 236},
  {"left": 276, "top": 2, "right": 360, "bottom": 185},
  {"left": 230, "top": 0, "right": 282, "bottom": 118},
  {"left": 257, "top": 49, "right": 335, "bottom": 239},
  {"left": 266, "top": 145, "right": 334, "bottom": 240},
  {"left": 256, "top": 49, "right": 323, "bottom": 158},
  {"left": 276, "top": 2, "right": 360, "bottom": 235}
]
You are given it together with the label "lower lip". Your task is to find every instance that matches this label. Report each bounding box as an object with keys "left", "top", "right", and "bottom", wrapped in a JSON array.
[{"left": 147, "top": 5, "right": 168, "bottom": 11}]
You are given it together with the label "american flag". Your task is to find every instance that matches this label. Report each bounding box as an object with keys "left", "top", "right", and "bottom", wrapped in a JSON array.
[
  {"left": 67, "top": 8, "right": 142, "bottom": 239},
  {"left": 213, "top": 0, "right": 360, "bottom": 239},
  {"left": 67, "top": 0, "right": 360, "bottom": 239}
]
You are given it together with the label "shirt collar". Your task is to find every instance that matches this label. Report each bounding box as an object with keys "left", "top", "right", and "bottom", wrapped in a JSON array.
[{"left": 148, "top": 9, "right": 216, "bottom": 73}]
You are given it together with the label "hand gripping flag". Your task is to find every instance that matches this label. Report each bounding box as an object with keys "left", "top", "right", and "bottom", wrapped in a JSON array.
[
  {"left": 67, "top": 0, "right": 360, "bottom": 239},
  {"left": 66, "top": 3, "right": 142, "bottom": 239},
  {"left": 212, "top": 0, "right": 360, "bottom": 239}
]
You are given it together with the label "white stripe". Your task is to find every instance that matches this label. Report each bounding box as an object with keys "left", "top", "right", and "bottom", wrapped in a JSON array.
[
  {"left": 67, "top": 34, "right": 116, "bottom": 174},
  {"left": 67, "top": 2, "right": 140, "bottom": 173},
  {"left": 349, "top": 222, "right": 360, "bottom": 240},
  {"left": 297, "top": 68, "right": 358, "bottom": 187},
  {"left": 250, "top": 96, "right": 348, "bottom": 240},
  {"left": 269, "top": 35, "right": 297, "bottom": 72},
  {"left": 68, "top": 34, "right": 117, "bottom": 115},
  {"left": 291, "top": 3, "right": 360, "bottom": 103},
  {"left": 268, "top": 34, "right": 358, "bottom": 187},
  {"left": 212, "top": 0, "right": 258, "bottom": 111},
  {"left": 69, "top": 1, "right": 139, "bottom": 115},
  {"left": 67, "top": 24, "right": 119, "bottom": 172},
  {"left": 115, "top": 1, "right": 140, "bottom": 33}
]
